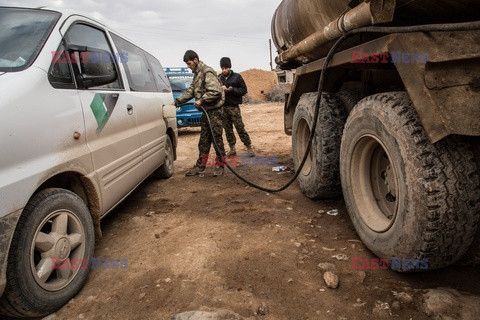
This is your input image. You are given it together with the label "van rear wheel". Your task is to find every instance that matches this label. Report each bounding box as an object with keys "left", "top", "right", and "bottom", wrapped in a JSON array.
[
  {"left": 0, "top": 188, "right": 95, "bottom": 317},
  {"left": 340, "top": 92, "right": 480, "bottom": 271},
  {"left": 154, "top": 135, "right": 175, "bottom": 179}
]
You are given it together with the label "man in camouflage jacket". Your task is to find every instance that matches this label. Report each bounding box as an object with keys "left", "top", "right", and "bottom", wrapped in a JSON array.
[{"left": 174, "top": 50, "right": 226, "bottom": 176}]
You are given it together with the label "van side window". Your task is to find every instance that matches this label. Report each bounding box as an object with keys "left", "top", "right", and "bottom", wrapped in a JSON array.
[
  {"left": 65, "top": 23, "right": 122, "bottom": 90},
  {"left": 145, "top": 53, "right": 171, "bottom": 93},
  {"left": 48, "top": 43, "right": 75, "bottom": 88},
  {"left": 110, "top": 33, "right": 157, "bottom": 92}
]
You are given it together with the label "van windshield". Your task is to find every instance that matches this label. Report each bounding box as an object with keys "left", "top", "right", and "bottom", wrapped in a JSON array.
[{"left": 0, "top": 8, "right": 60, "bottom": 72}]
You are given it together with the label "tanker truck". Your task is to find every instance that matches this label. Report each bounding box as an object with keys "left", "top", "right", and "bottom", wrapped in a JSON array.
[{"left": 271, "top": 0, "right": 480, "bottom": 270}]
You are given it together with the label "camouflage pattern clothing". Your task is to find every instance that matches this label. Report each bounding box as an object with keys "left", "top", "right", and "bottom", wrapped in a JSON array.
[
  {"left": 222, "top": 106, "right": 251, "bottom": 148},
  {"left": 197, "top": 108, "right": 225, "bottom": 167},
  {"left": 174, "top": 60, "right": 226, "bottom": 168},
  {"left": 174, "top": 61, "right": 224, "bottom": 111},
  {"left": 218, "top": 70, "right": 251, "bottom": 149}
]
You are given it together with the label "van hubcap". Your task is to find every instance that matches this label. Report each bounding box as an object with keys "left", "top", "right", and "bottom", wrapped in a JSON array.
[{"left": 31, "top": 210, "right": 86, "bottom": 291}]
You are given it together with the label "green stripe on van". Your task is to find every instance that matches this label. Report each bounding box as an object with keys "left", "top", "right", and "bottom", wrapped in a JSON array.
[
  {"left": 90, "top": 93, "right": 119, "bottom": 132},
  {"left": 90, "top": 94, "right": 109, "bottom": 130}
]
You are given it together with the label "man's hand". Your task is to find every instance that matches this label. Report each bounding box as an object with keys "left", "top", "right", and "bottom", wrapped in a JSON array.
[
  {"left": 194, "top": 100, "right": 202, "bottom": 110},
  {"left": 222, "top": 85, "right": 233, "bottom": 92}
]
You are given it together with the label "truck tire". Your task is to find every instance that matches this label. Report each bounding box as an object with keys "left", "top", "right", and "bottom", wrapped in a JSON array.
[
  {"left": 154, "top": 135, "right": 174, "bottom": 179},
  {"left": 459, "top": 144, "right": 480, "bottom": 265},
  {"left": 459, "top": 233, "right": 480, "bottom": 265},
  {"left": 336, "top": 90, "right": 364, "bottom": 112},
  {"left": 340, "top": 92, "right": 480, "bottom": 271},
  {"left": 292, "top": 92, "right": 346, "bottom": 199},
  {"left": 0, "top": 188, "right": 95, "bottom": 317}
]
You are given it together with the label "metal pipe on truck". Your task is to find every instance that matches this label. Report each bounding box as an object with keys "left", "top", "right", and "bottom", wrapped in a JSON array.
[{"left": 274, "top": 0, "right": 396, "bottom": 66}]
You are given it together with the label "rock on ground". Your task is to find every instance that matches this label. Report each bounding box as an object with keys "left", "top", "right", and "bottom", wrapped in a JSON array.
[
  {"left": 323, "top": 271, "right": 339, "bottom": 289},
  {"left": 423, "top": 288, "right": 480, "bottom": 320},
  {"left": 171, "top": 309, "right": 244, "bottom": 320},
  {"left": 317, "top": 262, "right": 336, "bottom": 272}
]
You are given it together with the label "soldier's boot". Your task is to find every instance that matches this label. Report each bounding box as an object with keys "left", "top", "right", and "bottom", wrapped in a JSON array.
[
  {"left": 213, "top": 165, "right": 224, "bottom": 176},
  {"left": 227, "top": 145, "right": 237, "bottom": 156},
  {"left": 246, "top": 145, "right": 255, "bottom": 157},
  {"left": 185, "top": 165, "right": 205, "bottom": 176}
]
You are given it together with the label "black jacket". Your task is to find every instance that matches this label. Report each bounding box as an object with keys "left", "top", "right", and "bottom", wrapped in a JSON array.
[{"left": 218, "top": 71, "right": 247, "bottom": 106}]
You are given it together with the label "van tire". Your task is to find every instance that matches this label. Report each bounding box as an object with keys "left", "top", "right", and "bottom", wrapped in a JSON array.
[
  {"left": 340, "top": 92, "right": 480, "bottom": 271},
  {"left": 0, "top": 188, "right": 95, "bottom": 317},
  {"left": 292, "top": 92, "right": 346, "bottom": 199},
  {"left": 154, "top": 135, "right": 175, "bottom": 179}
]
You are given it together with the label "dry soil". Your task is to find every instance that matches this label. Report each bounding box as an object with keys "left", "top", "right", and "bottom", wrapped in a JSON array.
[{"left": 55, "top": 102, "right": 480, "bottom": 320}]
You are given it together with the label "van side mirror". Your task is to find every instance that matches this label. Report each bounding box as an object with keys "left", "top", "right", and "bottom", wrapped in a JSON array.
[{"left": 67, "top": 45, "right": 117, "bottom": 89}]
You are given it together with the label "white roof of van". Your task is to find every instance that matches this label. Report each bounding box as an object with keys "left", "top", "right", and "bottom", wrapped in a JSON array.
[
  {"left": 1, "top": 5, "right": 155, "bottom": 60},
  {"left": 3, "top": 6, "right": 107, "bottom": 27}
]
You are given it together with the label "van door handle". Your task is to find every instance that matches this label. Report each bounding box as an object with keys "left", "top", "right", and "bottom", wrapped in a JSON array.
[{"left": 126, "top": 104, "right": 133, "bottom": 115}]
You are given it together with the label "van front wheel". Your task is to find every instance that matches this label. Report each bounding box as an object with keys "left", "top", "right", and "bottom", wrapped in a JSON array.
[{"left": 0, "top": 188, "right": 95, "bottom": 317}]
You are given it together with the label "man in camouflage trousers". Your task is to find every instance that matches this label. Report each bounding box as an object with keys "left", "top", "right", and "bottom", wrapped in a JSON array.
[
  {"left": 218, "top": 57, "right": 255, "bottom": 157},
  {"left": 174, "top": 50, "right": 226, "bottom": 176}
]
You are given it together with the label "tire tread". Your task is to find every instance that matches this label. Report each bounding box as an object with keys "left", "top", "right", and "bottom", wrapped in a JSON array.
[
  {"left": 342, "top": 92, "right": 480, "bottom": 270},
  {"left": 292, "top": 92, "right": 346, "bottom": 199}
]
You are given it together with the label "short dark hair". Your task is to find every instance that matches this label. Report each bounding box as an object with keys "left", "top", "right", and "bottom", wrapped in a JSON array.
[{"left": 183, "top": 50, "right": 199, "bottom": 62}]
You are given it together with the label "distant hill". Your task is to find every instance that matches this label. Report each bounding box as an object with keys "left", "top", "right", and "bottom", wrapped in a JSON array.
[{"left": 240, "top": 69, "right": 278, "bottom": 103}]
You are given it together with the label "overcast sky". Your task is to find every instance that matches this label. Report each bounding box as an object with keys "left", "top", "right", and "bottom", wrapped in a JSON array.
[{"left": 1, "top": 0, "right": 283, "bottom": 72}]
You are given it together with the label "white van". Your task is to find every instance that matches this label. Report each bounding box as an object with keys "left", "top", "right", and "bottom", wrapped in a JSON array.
[{"left": 0, "top": 6, "right": 177, "bottom": 317}]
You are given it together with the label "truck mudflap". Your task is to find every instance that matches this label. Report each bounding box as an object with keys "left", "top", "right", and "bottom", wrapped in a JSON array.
[
  {"left": 0, "top": 209, "right": 22, "bottom": 297},
  {"left": 391, "top": 30, "right": 480, "bottom": 143}
]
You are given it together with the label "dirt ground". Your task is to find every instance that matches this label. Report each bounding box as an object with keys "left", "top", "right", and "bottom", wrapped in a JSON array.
[{"left": 55, "top": 102, "right": 480, "bottom": 320}]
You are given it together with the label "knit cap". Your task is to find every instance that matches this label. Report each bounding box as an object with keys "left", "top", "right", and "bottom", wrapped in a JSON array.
[{"left": 220, "top": 57, "right": 231, "bottom": 68}]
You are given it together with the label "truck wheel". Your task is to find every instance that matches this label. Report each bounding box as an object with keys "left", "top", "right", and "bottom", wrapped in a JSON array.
[
  {"left": 154, "top": 135, "right": 174, "bottom": 179},
  {"left": 0, "top": 188, "right": 95, "bottom": 317},
  {"left": 459, "top": 144, "right": 480, "bottom": 265},
  {"left": 292, "top": 92, "right": 346, "bottom": 199},
  {"left": 459, "top": 233, "right": 480, "bottom": 265},
  {"left": 336, "top": 90, "right": 364, "bottom": 112},
  {"left": 340, "top": 92, "right": 480, "bottom": 271}
]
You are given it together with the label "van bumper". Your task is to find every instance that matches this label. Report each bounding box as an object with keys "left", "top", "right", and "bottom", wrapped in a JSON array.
[{"left": 0, "top": 209, "right": 22, "bottom": 297}]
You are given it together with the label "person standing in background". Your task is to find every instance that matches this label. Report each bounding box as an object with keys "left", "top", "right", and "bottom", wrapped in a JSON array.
[
  {"left": 218, "top": 57, "right": 255, "bottom": 157},
  {"left": 174, "top": 50, "right": 226, "bottom": 176}
]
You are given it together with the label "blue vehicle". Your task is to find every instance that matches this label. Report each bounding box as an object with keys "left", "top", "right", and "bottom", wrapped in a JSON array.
[{"left": 164, "top": 67, "right": 202, "bottom": 127}]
